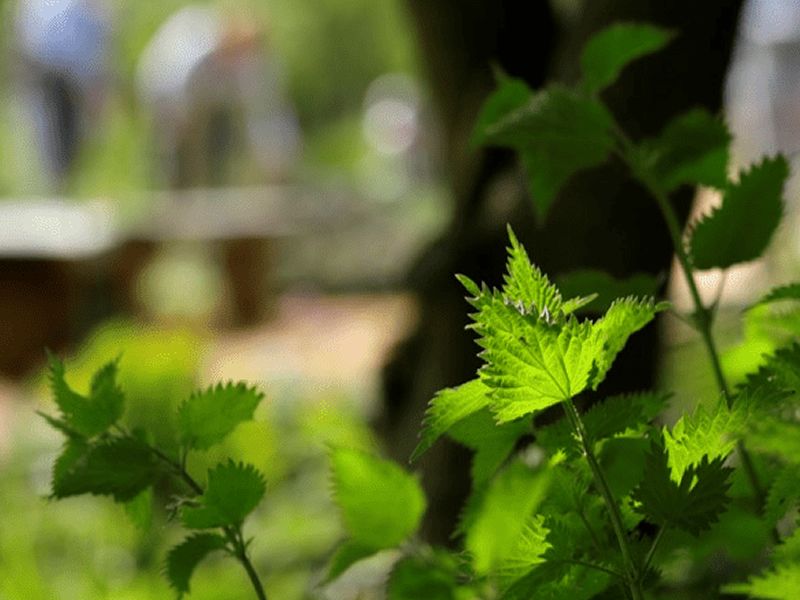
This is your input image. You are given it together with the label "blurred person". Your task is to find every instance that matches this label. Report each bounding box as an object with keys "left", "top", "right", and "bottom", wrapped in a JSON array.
[
  {"left": 136, "top": 5, "right": 301, "bottom": 189},
  {"left": 14, "top": 0, "right": 111, "bottom": 189}
]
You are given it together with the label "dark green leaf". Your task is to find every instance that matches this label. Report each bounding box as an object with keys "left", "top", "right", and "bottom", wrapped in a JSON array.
[
  {"left": 388, "top": 555, "right": 458, "bottom": 600},
  {"left": 483, "top": 87, "right": 614, "bottom": 221},
  {"left": 165, "top": 533, "right": 227, "bottom": 596},
  {"left": 181, "top": 461, "right": 266, "bottom": 529},
  {"left": 690, "top": 156, "right": 788, "bottom": 269},
  {"left": 632, "top": 440, "right": 733, "bottom": 535},
  {"left": 178, "top": 382, "right": 264, "bottom": 450},
  {"left": 765, "top": 465, "right": 800, "bottom": 524},
  {"left": 330, "top": 447, "right": 426, "bottom": 549},
  {"left": 641, "top": 109, "right": 730, "bottom": 191},
  {"left": 52, "top": 436, "right": 159, "bottom": 502},
  {"left": 47, "top": 355, "right": 125, "bottom": 438},
  {"left": 752, "top": 282, "right": 800, "bottom": 309},
  {"left": 556, "top": 270, "right": 661, "bottom": 313},
  {"left": 580, "top": 23, "right": 673, "bottom": 93},
  {"left": 471, "top": 75, "right": 532, "bottom": 147}
]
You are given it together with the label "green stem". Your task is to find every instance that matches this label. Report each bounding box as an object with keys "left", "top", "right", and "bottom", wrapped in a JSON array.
[
  {"left": 130, "top": 433, "right": 269, "bottom": 600},
  {"left": 562, "top": 398, "right": 644, "bottom": 600},
  {"left": 642, "top": 527, "right": 664, "bottom": 577},
  {"left": 613, "top": 127, "right": 770, "bottom": 527}
]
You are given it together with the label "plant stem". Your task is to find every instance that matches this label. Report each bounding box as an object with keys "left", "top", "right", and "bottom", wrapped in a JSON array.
[
  {"left": 612, "top": 127, "right": 770, "bottom": 523},
  {"left": 133, "top": 435, "right": 269, "bottom": 600},
  {"left": 562, "top": 398, "right": 644, "bottom": 600},
  {"left": 642, "top": 527, "right": 664, "bottom": 576}
]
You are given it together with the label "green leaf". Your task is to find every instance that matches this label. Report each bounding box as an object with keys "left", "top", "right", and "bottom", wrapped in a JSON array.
[
  {"left": 496, "top": 515, "right": 551, "bottom": 586},
  {"left": 663, "top": 396, "right": 750, "bottom": 480},
  {"left": 689, "top": 156, "right": 789, "bottom": 270},
  {"left": 502, "top": 226, "right": 567, "bottom": 316},
  {"left": 388, "top": 555, "right": 459, "bottom": 600},
  {"left": 52, "top": 436, "right": 159, "bottom": 502},
  {"left": 742, "top": 342, "right": 800, "bottom": 396},
  {"left": 466, "top": 460, "right": 550, "bottom": 575},
  {"left": 752, "top": 282, "right": 800, "bottom": 309},
  {"left": 471, "top": 75, "right": 533, "bottom": 147},
  {"left": 330, "top": 447, "right": 426, "bottom": 549},
  {"left": 588, "top": 296, "right": 668, "bottom": 389},
  {"left": 632, "top": 440, "right": 733, "bottom": 535},
  {"left": 165, "top": 533, "right": 227, "bottom": 596},
  {"left": 640, "top": 109, "right": 730, "bottom": 191},
  {"left": 448, "top": 408, "right": 531, "bottom": 487},
  {"left": 537, "top": 391, "right": 669, "bottom": 456},
  {"left": 556, "top": 270, "right": 661, "bottom": 313},
  {"left": 325, "top": 541, "right": 378, "bottom": 582},
  {"left": 412, "top": 379, "right": 491, "bottom": 462},
  {"left": 47, "top": 355, "right": 125, "bottom": 438},
  {"left": 483, "top": 87, "right": 614, "bottom": 221},
  {"left": 178, "top": 382, "right": 264, "bottom": 450},
  {"left": 124, "top": 487, "right": 153, "bottom": 530},
  {"left": 765, "top": 465, "right": 800, "bottom": 524},
  {"left": 181, "top": 461, "right": 266, "bottom": 529},
  {"left": 580, "top": 23, "right": 673, "bottom": 94},
  {"left": 723, "top": 563, "right": 800, "bottom": 600},
  {"left": 500, "top": 561, "right": 611, "bottom": 600}
]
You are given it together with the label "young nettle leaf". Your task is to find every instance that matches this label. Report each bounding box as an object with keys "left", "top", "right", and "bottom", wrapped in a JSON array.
[
  {"left": 499, "top": 560, "right": 611, "bottom": 600},
  {"left": 330, "top": 447, "right": 426, "bottom": 553},
  {"left": 751, "top": 282, "right": 800, "bottom": 309},
  {"left": 496, "top": 515, "right": 551, "bottom": 586},
  {"left": 723, "top": 562, "right": 800, "bottom": 600},
  {"left": 47, "top": 355, "right": 125, "bottom": 438},
  {"left": 181, "top": 461, "right": 266, "bottom": 529},
  {"left": 178, "top": 382, "right": 264, "bottom": 450},
  {"left": 387, "top": 553, "right": 463, "bottom": 600},
  {"left": 580, "top": 23, "right": 673, "bottom": 94},
  {"left": 632, "top": 440, "right": 733, "bottom": 535},
  {"left": 471, "top": 74, "right": 532, "bottom": 147},
  {"left": 52, "top": 436, "right": 159, "bottom": 502},
  {"left": 742, "top": 342, "right": 800, "bottom": 396},
  {"left": 124, "top": 487, "right": 154, "bottom": 530},
  {"left": 481, "top": 87, "right": 614, "bottom": 221},
  {"left": 556, "top": 269, "right": 661, "bottom": 314},
  {"left": 325, "top": 541, "right": 379, "bottom": 583},
  {"left": 689, "top": 155, "right": 789, "bottom": 270},
  {"left": 412, "top": 378, "right": 491, "bottom": 462},
  {"left": 638, "top": 108, "right": 730, "bottom": 192},
  {"left": 765, "top": 464, "right": 800, "bottom": 524},
  {"left": 166, "top": 532, "right": 228, "bottom": 597},
  {"left": 466, "top": 460, "right": 550, "bottom": 575},
  {"left": 663, "top": 396, "right": 750, "bottom": 481}
]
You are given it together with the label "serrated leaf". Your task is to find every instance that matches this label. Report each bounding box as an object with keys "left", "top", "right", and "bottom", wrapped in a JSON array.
[
  {"left": 500, "top": 561, "right": 611, "bottom": 600},
  {"left": 765, "top": 465, "right": 800, "bottom": 524},
  {"left": 496, "top": 515, "right": 551, "bottom": 586},
  {"left": 412, "top": 379, "right": 491, "bottom": 462},
  {"left": 690, "top": 156, "right": 788, "bottom": 270},
  {"left": 388, "top": 555, "right": 458, "bottom": 600},
  {"left": 52, "top": 436, "right": 159, "bottom": 502},
  {"left": 580, "top": 23, "right": 673, "bottom": 94},
  {"left": 325, "top": 540, "right": 378, "bottom": 582},
  {"left": 741, "top": 342, "right": 800, "bottom": 397},
  {"left": 752, "top": 282, "right": 800, "bottom": 309},
  {"left": 502, "top": 226, "right": 566, "bottom": 316},
  {"left": 178, "top": 382, "right": 264, "bottom": 450},
  {"left": 471, "top": 75, "right": 532, "bottom": 147},
  {"left": 181, "top": 461, "right": 266, "bottom": 529},
  {"left": 47, "top": 356, "right": 125, "bottom": 438},
  {"left": 448, "top": 408, "right": 531, "bottom": 487},
  {"left": 466, "top": 460, "right": 550, "bottom": 575},
  {"left": 537, "top": 391, "right": 669, "bottom": 456},
  {"left": 165, "top": 533, "right": 227, "bottom": 596},
  {"left": 663, "top": 396, "right": 750, "bottom": 481},
  {"left": 556, "top": 270, "right": 661, "bottom": 314},
  {"left": 330, "top": 447, "right": 426, "bottom": 549},
  {"left": 632, "top": 440, "right": 733, "bottom": 535},
  {"left": 588, "top": 296, "right": 667, "bottom": 389},
  {"left": 723, "top": 562, "right": 800, "bottom": 599},
  {"left": 641, "top": 109, "right": 730, "bottom": 191},
  {"left": 124, "top": 487, "right": 153, "bottom": 530},
  {"left": 483, "top": 87, "right": 614, "bottom": 221}
]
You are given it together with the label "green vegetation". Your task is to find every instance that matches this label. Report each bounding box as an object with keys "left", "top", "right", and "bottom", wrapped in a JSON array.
[{"left": 35, "top": 21, "right": 800, "bottom": 600}]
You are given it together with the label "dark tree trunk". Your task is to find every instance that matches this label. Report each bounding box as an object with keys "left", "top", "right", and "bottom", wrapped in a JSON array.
[{"left": 382, "top": 0, "right": 744, "bottom": 543}]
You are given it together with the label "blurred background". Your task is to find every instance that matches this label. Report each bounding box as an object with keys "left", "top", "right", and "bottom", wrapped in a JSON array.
[{"left": 0, "top": 0, "right": 799, "bottom": 598}]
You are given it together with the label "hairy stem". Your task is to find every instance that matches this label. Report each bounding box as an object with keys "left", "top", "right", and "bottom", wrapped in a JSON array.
[
  {"left": 562, "top": 398, "right": 643, "bottom": 600},
  {"left": 613, "top": 127, "right": 770, "bottom": 525}
]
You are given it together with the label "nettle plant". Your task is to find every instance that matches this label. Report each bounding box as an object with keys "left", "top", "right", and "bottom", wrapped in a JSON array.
[{"left": 42, "top": 22, "right": 800, "bottom": 600}]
